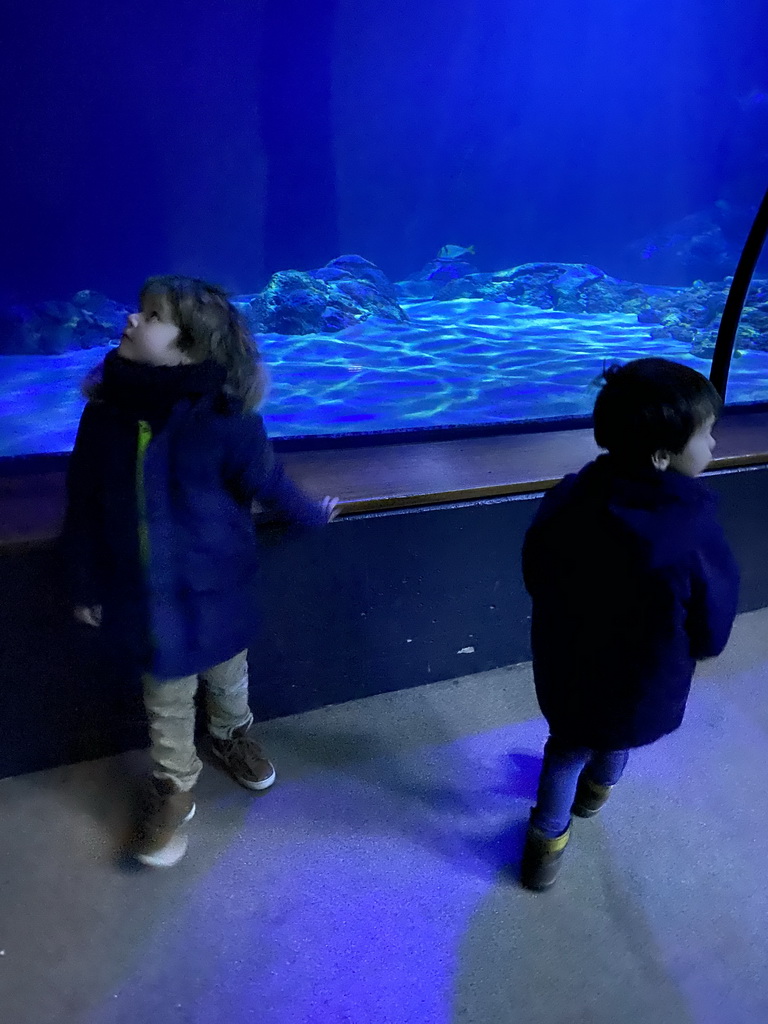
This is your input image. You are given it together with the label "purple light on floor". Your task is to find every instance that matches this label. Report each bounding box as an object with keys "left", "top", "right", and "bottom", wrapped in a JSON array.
[{"left": 84, "top": 719, "right": 548, "bottom": 1024}]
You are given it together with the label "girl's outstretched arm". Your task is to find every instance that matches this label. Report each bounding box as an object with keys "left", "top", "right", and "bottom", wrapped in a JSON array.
[{"left": 224, "top": 413, "right": 337, "bottom": 527}]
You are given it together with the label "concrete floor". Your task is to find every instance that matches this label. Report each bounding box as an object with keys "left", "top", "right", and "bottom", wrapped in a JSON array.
[{"left": 2, "top": 609, "right": 768, "bottom": 1024}]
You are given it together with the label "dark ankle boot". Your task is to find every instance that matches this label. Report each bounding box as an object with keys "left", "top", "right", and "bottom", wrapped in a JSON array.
[
  {"left": 520, "top": 819, "right": 571, "bottom": 891},
  {"left": 571, "top": 774, "right": 613, "bottom": 818}
]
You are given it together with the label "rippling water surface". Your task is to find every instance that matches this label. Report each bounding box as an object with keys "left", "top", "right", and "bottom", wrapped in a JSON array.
[{"left": 1, "top": 299, "right": 766, "bottom": 456}]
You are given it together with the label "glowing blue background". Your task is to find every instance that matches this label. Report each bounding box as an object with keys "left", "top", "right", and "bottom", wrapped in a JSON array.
[{"left": 1, "top": 0, "right": 767, "bottom": 454}]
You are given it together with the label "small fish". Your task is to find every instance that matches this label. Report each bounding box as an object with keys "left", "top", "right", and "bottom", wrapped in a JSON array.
[{"left": 436, "top": 244, "right": 476, "bottom": 261}]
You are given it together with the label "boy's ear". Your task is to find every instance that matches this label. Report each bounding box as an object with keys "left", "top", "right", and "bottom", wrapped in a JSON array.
[{"left": 651, "top": 450, "right": 671, "bottom": 471}]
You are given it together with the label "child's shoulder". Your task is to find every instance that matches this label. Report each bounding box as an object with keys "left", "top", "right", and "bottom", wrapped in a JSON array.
[
  {"left": 210, "top": 399, "right": 270, "bottom": 447},
  {"left": 537, "top": 462, "right": 594, "bottom": 514},
  {"left": 77, "top": 397, "right": 111, "bottom": 429}
]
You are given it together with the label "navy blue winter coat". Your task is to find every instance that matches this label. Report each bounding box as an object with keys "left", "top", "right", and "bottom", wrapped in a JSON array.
[
  {"left": 62, "top": 352, "right": 327, "bottom": 680},
  {"left": 522, "top": 454, "right": 739, "bottom": 750}
]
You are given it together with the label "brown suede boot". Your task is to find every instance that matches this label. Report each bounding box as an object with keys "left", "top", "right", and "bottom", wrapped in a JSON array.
[
  {"left": 520, "top": 819, "right": 571, "bottom": 891},
  {"left": 133, "top": 777, "right": 196, "bottom": 868},
  {"left": 211, "top": 725, "right": 276, "bottom": 791}
]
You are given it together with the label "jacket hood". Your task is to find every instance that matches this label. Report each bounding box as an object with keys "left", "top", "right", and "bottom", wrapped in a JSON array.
[{"left": 557, "top": 454, "right": 716, "bottom": 561}]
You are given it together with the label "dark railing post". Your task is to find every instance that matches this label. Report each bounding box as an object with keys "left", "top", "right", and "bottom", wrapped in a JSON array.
[{"left": 709, "top": 185, "right": 768, "bottom": 400}]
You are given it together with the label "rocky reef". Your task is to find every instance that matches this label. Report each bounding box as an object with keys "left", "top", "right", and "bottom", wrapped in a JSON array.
[
  {"left": 398, "top": 261, "right": 648, "bottom": 312},
  {"left": 398, "top": 260, "right": 768, "bottom": 358},
  {"left": 623, "top": 200, "right": 761, "bottom": 287},
  {"left": 643, "top": 278, "right": 768, "bottom": 357},
  {"left": 2, "top": 254, "right": 766, "bottom": 361},
  {"left": 239, "top": 255, "right": 409, "bottom": 335},
  {"left": 0, "top": 291, "right": 128, "bottom": 355}
]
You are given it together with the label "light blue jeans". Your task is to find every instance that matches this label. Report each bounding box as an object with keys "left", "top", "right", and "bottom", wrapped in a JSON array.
[{"left": 531, "top": 735, "right": 629, "bottom": 838}]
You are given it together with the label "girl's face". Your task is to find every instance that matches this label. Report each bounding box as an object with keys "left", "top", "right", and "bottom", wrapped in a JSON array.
[
  {"left": 665, "top": 415, "right": 717, "bottom": 477},
  {"left": 119, "top": 295, "right": 192, "bottom": 366}
]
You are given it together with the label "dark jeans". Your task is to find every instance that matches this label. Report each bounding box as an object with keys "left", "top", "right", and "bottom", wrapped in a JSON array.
[{"left": 531, "top": 735, "right": 629, "bottom": 838}]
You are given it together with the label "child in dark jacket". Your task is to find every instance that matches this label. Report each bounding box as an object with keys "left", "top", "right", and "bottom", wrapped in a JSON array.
[
  {"left": 520, "top": 358, "right": 740, "bottom": 890},
  {"left": 62, "top": 275, "right": 338, "bottom": 868}
]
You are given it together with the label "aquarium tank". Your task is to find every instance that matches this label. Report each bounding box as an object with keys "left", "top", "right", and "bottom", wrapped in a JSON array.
[{"left": 1, "top": 0, "right": 767, "bottom": 457}]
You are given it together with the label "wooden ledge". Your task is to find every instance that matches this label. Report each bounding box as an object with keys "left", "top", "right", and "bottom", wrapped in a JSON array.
[
  {"left": 2, "top": 411, "right": 768, "bottom": 547},
  {"left": 279, "top": 410, "right": 768, "bottom": 513}
]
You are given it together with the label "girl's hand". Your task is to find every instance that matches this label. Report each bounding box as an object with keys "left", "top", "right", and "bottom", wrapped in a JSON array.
[
  {"left": 74, "top": 605, "right": 102, "bottom": 628},
  {"left": 321, "top": 496, "right": 340, "bottom": 523}
]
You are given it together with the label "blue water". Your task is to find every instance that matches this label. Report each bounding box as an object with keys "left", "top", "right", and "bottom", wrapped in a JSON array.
[{"left": 2, "top": 297, "right": 767, "bottom": 457}]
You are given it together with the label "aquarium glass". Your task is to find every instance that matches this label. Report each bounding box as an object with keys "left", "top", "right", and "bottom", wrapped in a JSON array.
[{"left": 2, "top": 0, "right": 767, "bottom": 456}]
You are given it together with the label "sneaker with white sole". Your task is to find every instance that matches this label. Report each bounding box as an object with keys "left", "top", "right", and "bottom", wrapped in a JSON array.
[
  {"left": 134, "top": 776, "right": 196, "bottom": 868},
  {"left": 211, "top": 725, "right": 276, "bottom": 791}
]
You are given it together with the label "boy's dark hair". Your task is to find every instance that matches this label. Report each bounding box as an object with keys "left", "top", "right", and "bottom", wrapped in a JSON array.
[
  {"left": 141, "top": 275, "right": 268, "bottom": 412},
  {"left": 593, "top": 358, "right": 722, "bottom": 460}
]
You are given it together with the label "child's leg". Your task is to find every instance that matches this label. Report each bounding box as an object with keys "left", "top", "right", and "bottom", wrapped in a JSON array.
[
  {"left": 531, "top": 736, "right": 591, "bottom": 838},
  {"left": 137, "top": 673, "right": 200, "bottom": 867},
  {"left": 572, "top": 749, "right": 629, "bottom": 818},
  {"left": 201, "top": 650, "right": 253, "bottom": 740},
  {"left": 587, "top": 749, "right": 629, "bottom": 787},
  {"left": 142, "top": 672, "right": 202, "bottom": 790},
  {"left": 521, "top": 737, "right": 588, "bottom": 890},
  {"left": 202, "top": 651, "right": 275, "bottom": 791}
]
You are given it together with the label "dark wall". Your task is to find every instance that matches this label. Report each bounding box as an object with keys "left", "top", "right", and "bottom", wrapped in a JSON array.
[
  {"left": 2, "top": 0, "right": 767, "bottom": 300},
  {"left": 1, "top": 1, "right": 264, "bottom": 304},
  {"left": 2, "top": 465, "right": 768, "bottom": 780},
  {"left": 1, "top": 0, "right": 341, "bottom": 306}
]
